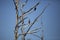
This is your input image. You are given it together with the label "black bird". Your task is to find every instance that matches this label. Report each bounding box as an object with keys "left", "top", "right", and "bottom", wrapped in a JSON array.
[
  {"left": 34, "top": 7, "right": 36, "bottom": 11},
  {"left": 28, "top": 19, "right": 30, "bottom": 25}
]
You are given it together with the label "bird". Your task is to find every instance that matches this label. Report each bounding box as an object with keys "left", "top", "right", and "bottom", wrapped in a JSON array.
[
  {"left": 34, "top": 7, "right": 36, "bottom": 11},
  {"left": 28, "top": 19, "right": 30, "bottom": 25}
]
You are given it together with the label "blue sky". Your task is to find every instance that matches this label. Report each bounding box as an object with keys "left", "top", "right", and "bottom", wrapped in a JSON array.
[{"left": 0, "top": 0, "right": 60, "bottom": 40}]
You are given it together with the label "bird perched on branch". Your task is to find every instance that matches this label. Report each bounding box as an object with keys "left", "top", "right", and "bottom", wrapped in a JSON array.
[
  {"left": 28, "top": 19, "right": 30, "bottom": 25},
  {"left": 34, "top": 7, "right": 36, "bottom": 11}
]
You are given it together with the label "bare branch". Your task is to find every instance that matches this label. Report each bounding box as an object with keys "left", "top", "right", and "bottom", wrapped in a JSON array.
[
  {"left": 28, "top": 30, "right": 40, "bottom": 34},
  {"left": 18, "top": 33, "right": 26, "bottom": 38},
  {"left": 27, "top": 27, "right": 41, "bottom": 34},
  {"left": 13, "top": 0, "right": 18, "bottom": 12},
  {"left": 18, "top": 34, "right": 23, "bottom": 38},
  {"left": 13, "top": 0, "right": 49, "bottom": 39},
  {"left": 23, "top": 2, "right": 40, "bottom": 16},
  {"left": 18, "top": 17, "right": 27, "bottom": 25},
  {"left": 18, "top": 30, "right": 39, "bottom": 38},
  {"left": 18, "top": 32, "right": 40, "bottom": 39},
  {"left": 15, "top": 17, "right": 28, "bottom": 30},
  {"left": 18, "top": 27, "right": 41, "bottom": 38},
  {"left": 31, "top": 34, "right": 40, "bottom": 38},
  {"left": 13, "top": 0, "right": 19, "bottom": 40},
  {"left": 24, "top": 4, "right": 49, "bottom": 36},
  {"left": 30, "top": 27, "right": 41, "bottom": 32}
]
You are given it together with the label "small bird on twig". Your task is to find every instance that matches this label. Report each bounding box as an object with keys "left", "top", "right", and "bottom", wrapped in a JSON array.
[
  {"left": 34, "top": 7, "right": 36, "bottom": 11},
  {"left": 28, "top": 19, "right": 30, "bottom": 25}
]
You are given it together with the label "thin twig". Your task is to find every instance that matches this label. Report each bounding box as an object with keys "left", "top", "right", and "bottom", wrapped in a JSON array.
[
  {"left": 28, "top": 30, "right": 40, "bottom": 34},
  {"left": 16, "top": 17, "right": 28, "bottom": 26},
  {"left": 23, "top": 2, "right": 40, "bottom": 16},
  {"left": 30, "top": 27, "right": 41, "bottom": 32},
  {"left": 31, "top": 34, "right": 40, "bottom": 38}
]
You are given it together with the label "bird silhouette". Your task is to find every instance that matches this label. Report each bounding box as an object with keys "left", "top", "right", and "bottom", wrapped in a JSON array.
[
  {"left": 34, "top": 7, "right": 36, "bottom": 11},
  {"left": 28, "top": 19, "right": 30, "bottom": 25}
]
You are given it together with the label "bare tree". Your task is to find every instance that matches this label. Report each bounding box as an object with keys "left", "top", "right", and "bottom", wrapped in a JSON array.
[{"left": 13, "top": 0, "right": 49, "bottom": 40}]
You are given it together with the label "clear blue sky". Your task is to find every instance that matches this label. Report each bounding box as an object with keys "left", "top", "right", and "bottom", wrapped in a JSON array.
[{"left": 0, "top": 0, "right": 60, "bottom": 40}]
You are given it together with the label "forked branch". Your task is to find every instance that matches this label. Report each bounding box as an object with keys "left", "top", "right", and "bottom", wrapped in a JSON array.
[
  {"left": 22, "top": 2, "right": 40, "bottom": 16},
  {"left": 25, "top": 4, "right": 49, "bottom": 36}
]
